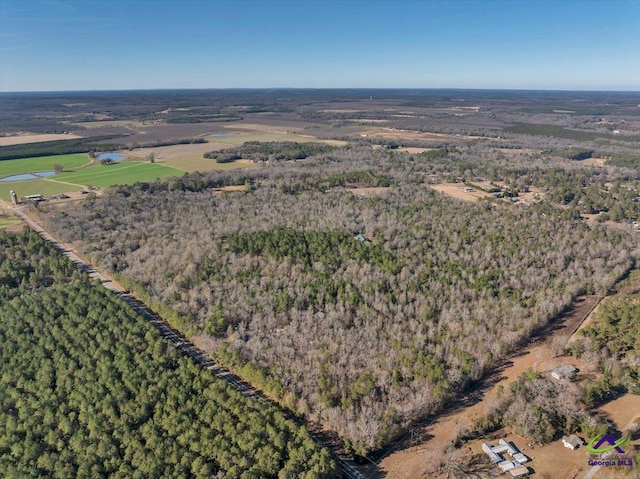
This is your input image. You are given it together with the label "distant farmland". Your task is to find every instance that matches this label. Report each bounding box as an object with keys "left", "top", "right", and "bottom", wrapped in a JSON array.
[{"left": 0, "top": 159, "right": 184, "bottom": 201}]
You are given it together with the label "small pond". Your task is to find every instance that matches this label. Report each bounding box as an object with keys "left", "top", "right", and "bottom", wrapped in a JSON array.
[
  {"left": 210, "top": 132, "right": 235, "bottom": 138},
  {"left": 97, "top": 152, "right": 127, "bottom": 161},
  {"left": 0, "top": 171, "right": 56, "bottom": 182}
]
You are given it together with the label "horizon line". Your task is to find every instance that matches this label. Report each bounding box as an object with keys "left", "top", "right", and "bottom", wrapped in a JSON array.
[{"left": 1, "top": 87, "right": 640, "bottom": 94}]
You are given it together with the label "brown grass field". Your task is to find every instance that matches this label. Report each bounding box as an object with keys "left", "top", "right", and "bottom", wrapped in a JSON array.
[
  {"left": 159, "top": 156, "right": 253, "bottom": 173},
  {"left": 126, "top": 142, "right": 230, "bottom": 161},
  {"left": 430, "top": 183, "right": 492, "bottom": 202},
  {"left": 0, "top": 133, "right": 82, "bottom": 146}
]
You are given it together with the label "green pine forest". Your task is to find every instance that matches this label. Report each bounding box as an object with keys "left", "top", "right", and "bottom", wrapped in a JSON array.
[{"left": 0, "top": 230, "right": 338, "bottom": 479}]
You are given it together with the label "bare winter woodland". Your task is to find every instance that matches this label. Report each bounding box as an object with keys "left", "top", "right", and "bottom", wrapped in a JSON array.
[{"left": 42, "top": 144, "right": 640, "bottom": 452}]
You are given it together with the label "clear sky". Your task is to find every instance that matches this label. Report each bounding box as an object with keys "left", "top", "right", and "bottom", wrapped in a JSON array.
[{"left": 1, "top": 0, "right": 638, "bottom": 92}]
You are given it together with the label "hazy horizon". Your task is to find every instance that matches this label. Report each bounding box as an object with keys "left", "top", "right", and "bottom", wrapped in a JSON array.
[{"left": 2, "top": 87, "right": 639, "bottom": 94}]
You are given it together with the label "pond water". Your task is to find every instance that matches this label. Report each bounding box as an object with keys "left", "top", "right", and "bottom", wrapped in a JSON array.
[
  {"left": 97, "top": 152, "right": 127, "bottom": 161},
  {"left": 210, "top": 132, "right": 235, "bottom": 138},
  {"left": 0, "top": 171, "right": 56, "bottom": 182}
]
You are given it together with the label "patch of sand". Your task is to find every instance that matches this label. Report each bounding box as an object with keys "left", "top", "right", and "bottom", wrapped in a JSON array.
[
  {"left": 579, "top": 158, "right": 607, "bottom": 167},
  {"left": 348, "top": 187, "right": 390, "bottom": 197},
  {"left": 0, "top": 133, "right": 82, "bottom": 146},
  {"left": 214, "top": 184, "right": 250, "bottom": 193}
]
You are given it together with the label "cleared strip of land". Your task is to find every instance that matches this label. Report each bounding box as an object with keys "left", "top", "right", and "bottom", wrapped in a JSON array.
[{"left": 0, "top": 133, "right": 82, "bottom": 146}]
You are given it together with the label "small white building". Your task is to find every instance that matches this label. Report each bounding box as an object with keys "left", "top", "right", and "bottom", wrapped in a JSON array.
[{"left": 562, "top": 434, "right": 584, "bottom": 450}]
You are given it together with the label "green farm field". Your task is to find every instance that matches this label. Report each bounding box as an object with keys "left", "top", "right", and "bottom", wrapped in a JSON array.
[
  {"left": 0, "top": 178, "right": 83, "bottom": 202},
  {"left": 55, "top": 161, "right": 183, "bottom": 188},
  {"left": 0, "top": 154, "right": 91, "bottom": 177},
  {"left": 0, "top": 161, "right": 185, "bottom": 201}
]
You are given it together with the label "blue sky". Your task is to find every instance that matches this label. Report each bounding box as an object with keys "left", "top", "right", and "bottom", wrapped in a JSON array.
[{"left": 1, "top": 0, "right": 638, "bottom": 91}]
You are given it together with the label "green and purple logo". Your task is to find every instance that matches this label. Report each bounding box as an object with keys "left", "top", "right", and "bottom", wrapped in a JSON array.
[{"left": 588, "top": 433, "right": 628, "bottom": 454}]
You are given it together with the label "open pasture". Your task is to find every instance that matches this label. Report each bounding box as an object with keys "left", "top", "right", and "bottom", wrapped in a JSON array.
[
  {"left": 0, "top": 154, "right": 91, "bottom": 177},
  {"left": 56, "top": 162, "right": 183, "bottom": 188}
]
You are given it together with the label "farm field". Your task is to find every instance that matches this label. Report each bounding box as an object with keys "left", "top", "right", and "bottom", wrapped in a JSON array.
[
  {"left": 122, "top": 127, "right": 346, "bottom": 172},
  {"left": 0, "top": 161, "right": 184, "bottom": 201},
  {"left": 0, "top": 133, "right": 82, "bottom": 146},
  {"left": 126, "top": 141, "right": 230, "bottom": 161},
  {"left": 0, "top": 153, "right": 91, "bottom": 177},
  {"left": 56, "top": 161, "right": 183, "bottom": 188},
  {"left": 0, "top": 178, "right": 83, "bottom": 202}
]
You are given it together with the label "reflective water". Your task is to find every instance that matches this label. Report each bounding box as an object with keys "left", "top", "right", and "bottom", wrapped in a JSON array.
[
  {"left": 0, "top": 171, "right": 56, "bottom": 182},
  {"left": 97, "top": 152, "right": 127, "bottom": 161}
]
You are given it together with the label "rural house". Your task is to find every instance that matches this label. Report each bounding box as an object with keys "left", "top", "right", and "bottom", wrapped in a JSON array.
[{"left": 562, "top": 435, "right": 584, "bottom": 450}]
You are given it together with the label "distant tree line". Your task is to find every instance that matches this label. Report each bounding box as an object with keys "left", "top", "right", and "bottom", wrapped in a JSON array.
[
  {"left": 0, "top": 136, "right": 127, "bottom": 161},
  {"left": 204, "top": 141, "right": 336, "bottom": 163}
]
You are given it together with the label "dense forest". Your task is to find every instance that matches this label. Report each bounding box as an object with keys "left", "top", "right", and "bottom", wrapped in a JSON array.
[
  {"left": 204, "top": 141, "right": 336, "bottom": 163},
  {"left": 0, "top": 230, "right": 338, "bottom": 479},
  {"left": 41, "top": 146, "right": 640, "bottom": 453}
]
